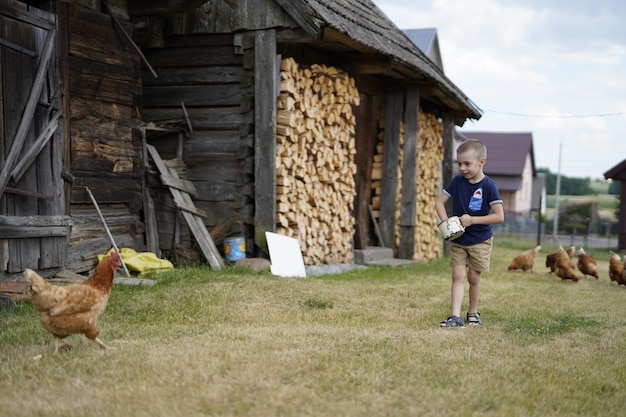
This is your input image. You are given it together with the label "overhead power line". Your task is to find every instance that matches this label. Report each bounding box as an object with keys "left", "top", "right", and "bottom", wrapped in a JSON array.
[{"left": 483, "top": 109, "right": 626, "bottom": 118}]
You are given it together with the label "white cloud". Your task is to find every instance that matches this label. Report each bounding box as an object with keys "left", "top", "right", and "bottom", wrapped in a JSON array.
[{"left": 373, "top": 0, "right": 626, "bottom": 178}]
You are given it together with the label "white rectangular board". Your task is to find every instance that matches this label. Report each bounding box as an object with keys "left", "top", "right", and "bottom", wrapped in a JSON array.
[{"left": 265, "top": 232, "right": 307, "bottom": 278}]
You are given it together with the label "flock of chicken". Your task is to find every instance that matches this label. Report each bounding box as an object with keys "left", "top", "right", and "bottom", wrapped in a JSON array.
[
  {"left": 507, "top": 244, "right": 626, "bottom": 285},
  {"left": 21, "top": 244, "right": 625, "bottom": 355}
]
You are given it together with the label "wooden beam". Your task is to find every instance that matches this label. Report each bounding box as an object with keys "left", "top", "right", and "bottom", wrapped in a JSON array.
[
  {"left": 4, "top": 187, "right": 53, "bottom": 200},
  {"left": 0, "top": 37, "right": 37, "bottom": 57},
  {"left": 378, "top": 87, "right": 403, "bottom": 249},
  {"left": 353, "top": 93, "right": 379, "bottom": 249},
  {"left": 0, "top": 226, "right": 69, "bottom": 238},
  {"left": 617, "top": 181, "right": 626, "bottom": 250},
  {"left": 398, "top": 86, "right": 419, "bottom": 259},
  {"left": 341, "top": 57, "right": 393, "bottom": 76},
  {"left": 126, "top": 0, "right": 210, "bottom": 17},
  {"left": 254, "top": 29, "right": 277, "bottom": 252},
  {"left": 441, "top": 113, "right": 456, "bottom": 255},
  {"left": 0, "top": 215, "right": 73, "bottom": 227}
]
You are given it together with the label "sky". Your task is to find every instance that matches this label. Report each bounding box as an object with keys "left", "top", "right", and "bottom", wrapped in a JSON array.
[{"left": 372, "top": 0, "right": 626, "bottom": 179}]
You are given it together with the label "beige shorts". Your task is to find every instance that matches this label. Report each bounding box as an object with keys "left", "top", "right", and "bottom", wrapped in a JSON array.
[{"left": 449, "top": 237, "right": 493, "bottom": 272}]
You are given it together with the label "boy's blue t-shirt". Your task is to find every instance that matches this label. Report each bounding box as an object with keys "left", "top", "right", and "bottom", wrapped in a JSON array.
[{"left": 443, "top": 174, "right": 503, "bottom": 246}]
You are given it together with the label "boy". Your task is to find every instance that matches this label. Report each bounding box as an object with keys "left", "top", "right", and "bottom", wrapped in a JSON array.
[{"left": 435, "top": 139, "right": 504, "bottom": 328}]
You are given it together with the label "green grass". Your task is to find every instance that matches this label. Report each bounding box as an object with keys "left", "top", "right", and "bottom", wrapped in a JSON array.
[{"left": 1, "top": 240, "right": 625, "bottom": 417}]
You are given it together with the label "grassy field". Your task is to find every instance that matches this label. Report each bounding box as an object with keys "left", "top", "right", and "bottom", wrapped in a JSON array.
[{"left": 1, "top": 239, "right": 625, "bottom": 417}]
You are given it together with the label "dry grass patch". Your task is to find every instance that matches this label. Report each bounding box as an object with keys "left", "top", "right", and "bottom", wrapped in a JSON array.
[{"left": 1, "top": 240, "right": 625, "bottom": 416}]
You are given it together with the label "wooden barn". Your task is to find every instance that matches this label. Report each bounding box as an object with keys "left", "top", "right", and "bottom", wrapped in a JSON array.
[
  {"left": 0, "top": 0, "right": 481, "bottom": 282},
  {"left": 604, "top": 159, "right": 626, "bottom": 251}
]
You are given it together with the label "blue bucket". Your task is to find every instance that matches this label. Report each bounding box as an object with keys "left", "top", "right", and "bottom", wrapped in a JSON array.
[{"left": 224, "top": 237, "right": 246, "bottom": 262}]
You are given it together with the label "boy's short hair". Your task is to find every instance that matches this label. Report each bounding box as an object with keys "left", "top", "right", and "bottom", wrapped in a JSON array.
[{"left": 457, "top": 139, "right": 487, "bottom": 159}]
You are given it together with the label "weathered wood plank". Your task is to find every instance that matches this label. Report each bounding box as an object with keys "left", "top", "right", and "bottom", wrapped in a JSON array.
[
  {"left": 4, "top": 187, "right": 52, "bottom": 200},
  {"left": 378, "top": 87, "right": 403, "bottom": 248},
  {"left": 144, "top": 45, "right": 243, "bottom": 67},
  {"left": 193, "top": 201, "right": 239, "bottom": 228},
  {"left": 66, "top": 233, "right": 139, "bottom": 273},
  {"left": 68, "top": 55, "right": 137, "bottom": 81},
  {"left": 143, "top": 84, "right": 246, "bottom": 107},
  {"left": 173, "top": 200, "right": 207, "bottom": 218},
  {"left": 147, "top": 144, "right": 224, "bottom": 269},
  {"left": 127, "top": 0, "right": 210, "bottom": 17},
  {"left": 0, "top": 27, "right": 55, "bottom": 196},
  {"left": 70, "top": 178, "right": 141, "bottom": 204},
  {"left": 143, "top": 107, "right": 253, "bottom": 130},
  {"left": 353, "top": 93, "right": 380, "bottom": 249},
  {"left": 10, "top": 111, "right": 60, "bottom": 184},
  {"left": 142, "top": 66, "right": 244, "bottom": 86},
  {"left": 0, "top": 36, "right": 36, "bottom": 56},
  {"left": 0, "top": 1, "right": 55, "bottom": 30},
  {"left": 184, "top": 130, "right": 250, "bottom": 158},
  {"left": 192, "top": 180, "right": 237, "bottom": 202},
  {"left": 68, "top": 7, "right": 137, "bottom": 70},
  {"left": 254, "top": 29, "right": 277, "bottom": 249},
  {"left": 69, "top": 71, "right": 138, "bottom": 105},
  {"left": 186, "top": 158, "right": 253, "bottom": 181},
  {"left": 159, "top": 173, "right": 198, "bottom": 196},
  {"left": 69, "top": 32, "right": 137, "bottom": 69},
  {"left": 0, "top": 226, "right": 69, "bottom": 238},
  {"left": 143, "top": 191, "right": 160, "bottom": 255},
  {"left": 161, "top": 33, "right": 235, "bottom": 48},
  {"left": 398, "top": 86, "right": 419, "bottom": 259},
  {"left": 70, "top": 97, "right": 137, "bottom": 123},
  {"left": 0, "top": 215, "right": 72, "bottom": 226}
]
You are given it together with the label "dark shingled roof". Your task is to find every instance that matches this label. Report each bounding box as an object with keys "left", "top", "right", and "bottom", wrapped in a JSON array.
[
  {"left": 457, "top": 131, "right": 535, "bottom": 177},
  {"left": 604, "top": 159, "right": 626, "bottom": 180},
  {"left": 457, "top": 131, "right": 535, "bottom": 192},
  {"left": 403, "top": 28, "right": 443, "bottom": 71},
  {"left": 275, "top": 0, "right": 482, "bottom": 125}
]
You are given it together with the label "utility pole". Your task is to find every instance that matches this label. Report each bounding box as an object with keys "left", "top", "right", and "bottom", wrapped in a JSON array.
[{"left": 552, "top": 142, "right": 562, "bottom": 243}]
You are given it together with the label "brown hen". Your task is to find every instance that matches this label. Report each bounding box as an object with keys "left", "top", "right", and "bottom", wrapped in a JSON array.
[
  {"left": 546, "top": 246, "right": 575, "bottom": 273},
  {"left": 24, "top": 251, "right": 120, "bottom": 354},
  {"left": 554, "top": 246, "right": 580, "bottom": 282},
  {"left": 608, "top": 252, "right": 624, "bottom": 285},
  {"left": 576, "top": 247, "right": 599, "bottom": 279},
  {"left": 507, "top": 245, "right": 541, "bottom": 272}
]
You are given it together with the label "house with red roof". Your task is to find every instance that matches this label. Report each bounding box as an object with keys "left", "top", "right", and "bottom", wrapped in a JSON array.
[{"left": 456, "top": 131, "right": 541, "bottom": 217}]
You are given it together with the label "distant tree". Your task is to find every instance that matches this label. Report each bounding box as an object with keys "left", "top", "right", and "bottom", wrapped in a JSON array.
[
  {"left": 538, "top": 168, "right": 555, "bottom": 193},
  {"left": 537, "top": 168, "right": 593, "bottom": 195},
  {"left": 608, "top": 180, "right": 620, "bottom": 195}
]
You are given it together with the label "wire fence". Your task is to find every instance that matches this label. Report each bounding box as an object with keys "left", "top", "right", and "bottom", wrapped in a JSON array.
[{"left": 493, "top": 214, "right": 619, "bottom": 250}]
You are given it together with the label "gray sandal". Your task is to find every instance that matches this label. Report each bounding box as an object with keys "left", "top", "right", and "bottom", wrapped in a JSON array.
[
  {"left": 466, "top": 312, "right": 482, "bottom": 326},
  {"left": 439, "top": 315, "right": 465, "bottom": 328}
]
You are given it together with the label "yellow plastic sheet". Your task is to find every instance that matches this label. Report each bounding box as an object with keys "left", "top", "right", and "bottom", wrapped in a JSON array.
[{"left": 99, "top": 248, "right": 174, "bottom": 277}]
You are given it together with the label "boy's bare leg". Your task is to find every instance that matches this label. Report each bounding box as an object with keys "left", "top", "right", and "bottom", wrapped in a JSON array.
[
  {"left": 451, "top": 265, "right": 466, "bottom": 317},
  {"left": 467, "top": 268, "right": 481, "bottom": 314}
]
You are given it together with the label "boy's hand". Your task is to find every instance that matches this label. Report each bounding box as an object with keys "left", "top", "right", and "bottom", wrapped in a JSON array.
[{"left": 459, "top": 214, "right": 472, "bottom": 227}]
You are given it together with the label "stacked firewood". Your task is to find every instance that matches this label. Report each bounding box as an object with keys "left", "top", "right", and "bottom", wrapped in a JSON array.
[
  {"left": 413, "top": 111, "right": 444, "bottom": 261},
  {"left": 275, "top": 57, "right": 360, "bottom": 264},
  {"left": 371, "top": 110, "right": 444, "bottom": 262}
]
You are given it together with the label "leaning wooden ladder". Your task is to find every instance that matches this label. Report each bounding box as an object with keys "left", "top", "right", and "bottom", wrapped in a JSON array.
[{"left": 146, "top": 144, "right": 224, "bottom": 269}]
